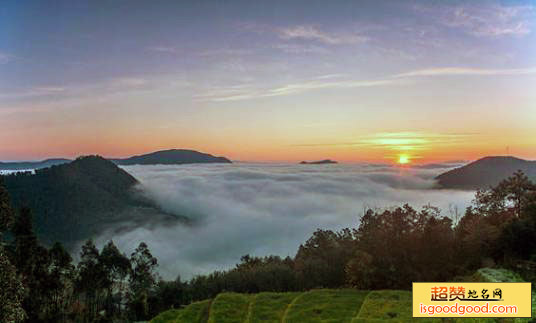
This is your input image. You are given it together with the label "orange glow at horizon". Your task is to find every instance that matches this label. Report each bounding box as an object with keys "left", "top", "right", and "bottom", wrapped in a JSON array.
[{"left": 1, "top": 127, "right": 535, "bottom": 164}]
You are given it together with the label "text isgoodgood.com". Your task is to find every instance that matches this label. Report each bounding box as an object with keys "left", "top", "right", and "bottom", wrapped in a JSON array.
[{"left": 420, "top": 303, "right": 518, "bottom": 316}]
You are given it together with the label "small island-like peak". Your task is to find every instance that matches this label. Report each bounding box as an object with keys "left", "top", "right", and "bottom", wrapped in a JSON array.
[{"left": 299, "top": 159, "right": 338, "bottom": 165}]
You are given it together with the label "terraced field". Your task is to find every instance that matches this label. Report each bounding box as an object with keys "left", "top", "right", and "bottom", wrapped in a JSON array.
[
  {"left": 151, "top": 288, "right": 535, "bottom": 323},
  {"left": 150, "top": 289, "right": 436, "bottom": 322}
]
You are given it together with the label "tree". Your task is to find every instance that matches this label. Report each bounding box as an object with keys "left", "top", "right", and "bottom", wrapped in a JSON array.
[
  {"left": 77, "top": 239, "right": 104, "bottom": 321},
  {"left": 347, "top": 205, "right": 456, "bottom": 289},
  {"left": 99, "top": 240, "right": 130, "bottom": 318},
  {"left": 128, "top": 242, "right": 158, "bottom": 320},
  {"left": 294, "top": 229, "right": 355, "bottom": 289},
  {"left": 12, "top": 207, "right": 52, "bottom": 322},
  {"left": 473, "top": 170, "right": 536, "bottom": 220},
  {"left": 0, "top": 178, "right": 15, "bottom": 234},
  {"left": 0, "top": 179, "right": 25, "bottom": 322},
  {"left": 47, "top": 242, "right": 75, "bottom": 322},
  {"left": 457, "top": 171, "right": 536, "bottom": 266},
  {"left": 0, "top": 245, "right": 26, "bottom": 322}
]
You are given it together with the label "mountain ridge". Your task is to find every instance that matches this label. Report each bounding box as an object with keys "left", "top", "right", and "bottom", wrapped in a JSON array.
[
  {"left": 0, "top": 149, "right": 232, "bottom": 170},
  {"left": 435, "top": 156, "right": 536, "bottom": 190},
  {"left": 112, "top": 149, "right": 231, "bottom": 165},
  {"left": 2, "top": 155, "right": 185, "bottom": 247}
]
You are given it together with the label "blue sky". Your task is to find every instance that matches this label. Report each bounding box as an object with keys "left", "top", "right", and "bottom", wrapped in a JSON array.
[{"left": 1, "top": 0, "right": 535, "bottom": 162}]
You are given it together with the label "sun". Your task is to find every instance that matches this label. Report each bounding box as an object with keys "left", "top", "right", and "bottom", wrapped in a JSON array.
[{"left": 397, "top": 154, "right": 410, "bottom": 165}]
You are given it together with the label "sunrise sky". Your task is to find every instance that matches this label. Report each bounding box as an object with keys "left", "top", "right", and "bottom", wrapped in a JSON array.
[{"left": 1, "top": 0, "right": 535, "bottom": 163}]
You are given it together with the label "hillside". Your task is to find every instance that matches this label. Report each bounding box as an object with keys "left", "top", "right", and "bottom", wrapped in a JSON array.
[
  {"left": 0, "top": 158, "right": 71, "bottom": 170},
  {"left": 152, "top": 286, "right": 535, "bottom": 323},
  {"left": 112, "top": 149, "right": 232, "bottom": 165},
  {"left": 151, "top": 289, "right": 433, "bottom": 323},
  {"left": 2, "top": 156, "right": 183, "bottom": 246},
  {"left": 151, "top": 268, "right": 535, "bottom": 323},
  {"left": 436, "top": 156, "right": 536, "bottom": 190}
]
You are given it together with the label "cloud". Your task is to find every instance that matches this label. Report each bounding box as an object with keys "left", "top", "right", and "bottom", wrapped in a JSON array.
[
  {"left": 0, "top": 86, "right": 66, "bottom": 99},
  {"left": 109, "top": 77, "right": 147, "bottom": 88},
  {"left": 0, "top": 76, "right": 152, "bottom": 103},
  {"left": 394, "top": 66, "right": 536, "bottom": 78},
  {"left": 278, "top": 25, "right": 368, "bottom": 44},
  {"left": 197, "top": 78, "right": 403, "bottom": 102},
  {"left": 416, "top": 3, "right": 535, "bottom": 37},
  {"left": 292, "top": 132, "right": 477, "bottom": 154},
  {"left": 272, "top": 43, "right": 329, "bottom": 54},
  {"left": 199, "top": 48, "right": 254, "bottom": 57},
  {"left": 86, "top": 163, "right": 474, "bottom": 280},
  {"left": 0, "top": 52, "right": 15, "bottom": 64},
  {"left": 198, "top": 62, "right": 536, "bottom": 102},
  {"left": 147, "top": 46, "right": 178, "bottom": 53}
]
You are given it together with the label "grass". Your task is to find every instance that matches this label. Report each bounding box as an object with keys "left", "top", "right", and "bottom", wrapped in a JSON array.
[
  {"left": 473, "top": 268, "right": 525, "bottom": 283},
  {"left": 283, "top": 289, "right": 369, "bottom": 323},
  {"left": 248, "top": 292, "right": 300, "bottom": 323},
  {"left": 173, "top": 299, "right": 211, "bottom": 323},
  {"left": 352, "top": 290, "right": 413, "bottom": 322},
  {"left": 150, "top": 308, "right": 182, "bottom": 323},
  {"left": 151, "top": 271, "right": 536, "bottom": 323},
  {"left": 207, "top": 292, "right": 251, "bottom": 323}
]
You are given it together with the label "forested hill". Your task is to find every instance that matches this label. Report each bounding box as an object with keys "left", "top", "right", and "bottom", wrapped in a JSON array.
[
  {"left": 436, "top": 156, "right": 536, "bottom": 190},
  {"left": 112, "top": 149, "right": 232, "bottom": 165},
  {"left": 2, "top": 156, "right": 182, "bottom": 246}
]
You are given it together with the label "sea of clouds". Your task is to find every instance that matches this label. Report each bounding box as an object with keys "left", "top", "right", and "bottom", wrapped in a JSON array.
[{"left": 89, "top": 162, "right": 475, "bottom": 280}]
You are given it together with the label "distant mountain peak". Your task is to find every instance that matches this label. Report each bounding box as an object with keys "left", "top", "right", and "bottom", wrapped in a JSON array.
[
  {"left": 112, "top": 149, "right": 232, "bottom": 165},
  {"left": 436, "top": 156, "right": 536, "bottom": 190},
  {"left": 299, "top": 159, "right": 338, "bottom": 165}
]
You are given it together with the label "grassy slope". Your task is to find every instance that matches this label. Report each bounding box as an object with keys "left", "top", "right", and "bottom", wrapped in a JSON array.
[
  {"left": 151, "top": 269, "right": 534, "bottom": 323},
  {"left": 284, "top": 289, "right": 369, "bottom": 323},
  {"left": 248, "top": 292, "right": 300, "bottom": 323},
  {"left": 207, "top": 293, "right": 251, "bottom": 323}
]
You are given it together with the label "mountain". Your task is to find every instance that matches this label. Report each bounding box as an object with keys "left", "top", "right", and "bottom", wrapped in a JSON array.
[
  {"left": 435, "top": 156, "right": 536, "bottom": 190},
  {"left": 299, "top": 159, "right": 338, "bottom": 165},
  {"left": 2, "top": 156, "right": 184, "bottom": 247},
  {"left": 112, "top": 149, "right": 232, "bottom": 165},
  {"left": 0, "top": 158, "right": 71, "bottom": 170},
  {"left": 0, "top": 149, "right": 231, "bottom": 169}
]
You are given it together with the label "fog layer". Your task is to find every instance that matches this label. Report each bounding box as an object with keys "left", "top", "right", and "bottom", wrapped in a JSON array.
[{"left": 89, "top": 163, "right": 474, "bottom": 280}]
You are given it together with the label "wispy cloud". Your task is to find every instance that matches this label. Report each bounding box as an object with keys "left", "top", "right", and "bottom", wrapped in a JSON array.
[
  {"left": 199, "top": 48, "right": 254, "bottom": 57},
  {"left": 197, "top": 78, "right": 402, "bottom": 102},
  {"left": 272, "top": 43, "right": 329, "bottom": 54},
  {"left": 0, "top": 52, "right": 15, "bottom": 64},
  {"left": 395, "top": 66, "right": 536, "bottom": 78},
  {"left": 278, "top": 25, "right": 369, "bottom": 44},
  {"left": 109, "top": 77, "right": 147, "bottom": 88},
  {"left": 292, "top": 132, "right": 477, "bottom": 152},
  {"left": 416, "top": 3, "right": 535, "bottom": 37},
  {"left": 0, "top": 86, "right": 66, "bottom": 99},
  {"left": 0, "top": 76, "right": 150, "bottom": 102},
  {"left": 147, "top": 46, "right": 178, "bottom": 53}
]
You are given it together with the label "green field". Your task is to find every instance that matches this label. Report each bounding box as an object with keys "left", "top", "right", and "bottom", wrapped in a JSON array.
[
  {"left": 150, "top": 268, "right": 535, "bottom": 323},
  {"left": 150, "top": 288, "right": 535, "bottom": 323}
]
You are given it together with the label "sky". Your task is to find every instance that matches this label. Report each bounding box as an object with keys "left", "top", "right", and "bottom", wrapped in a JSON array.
[{"left": 1, "top": 0, "right": 535, "bottom": 163}]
